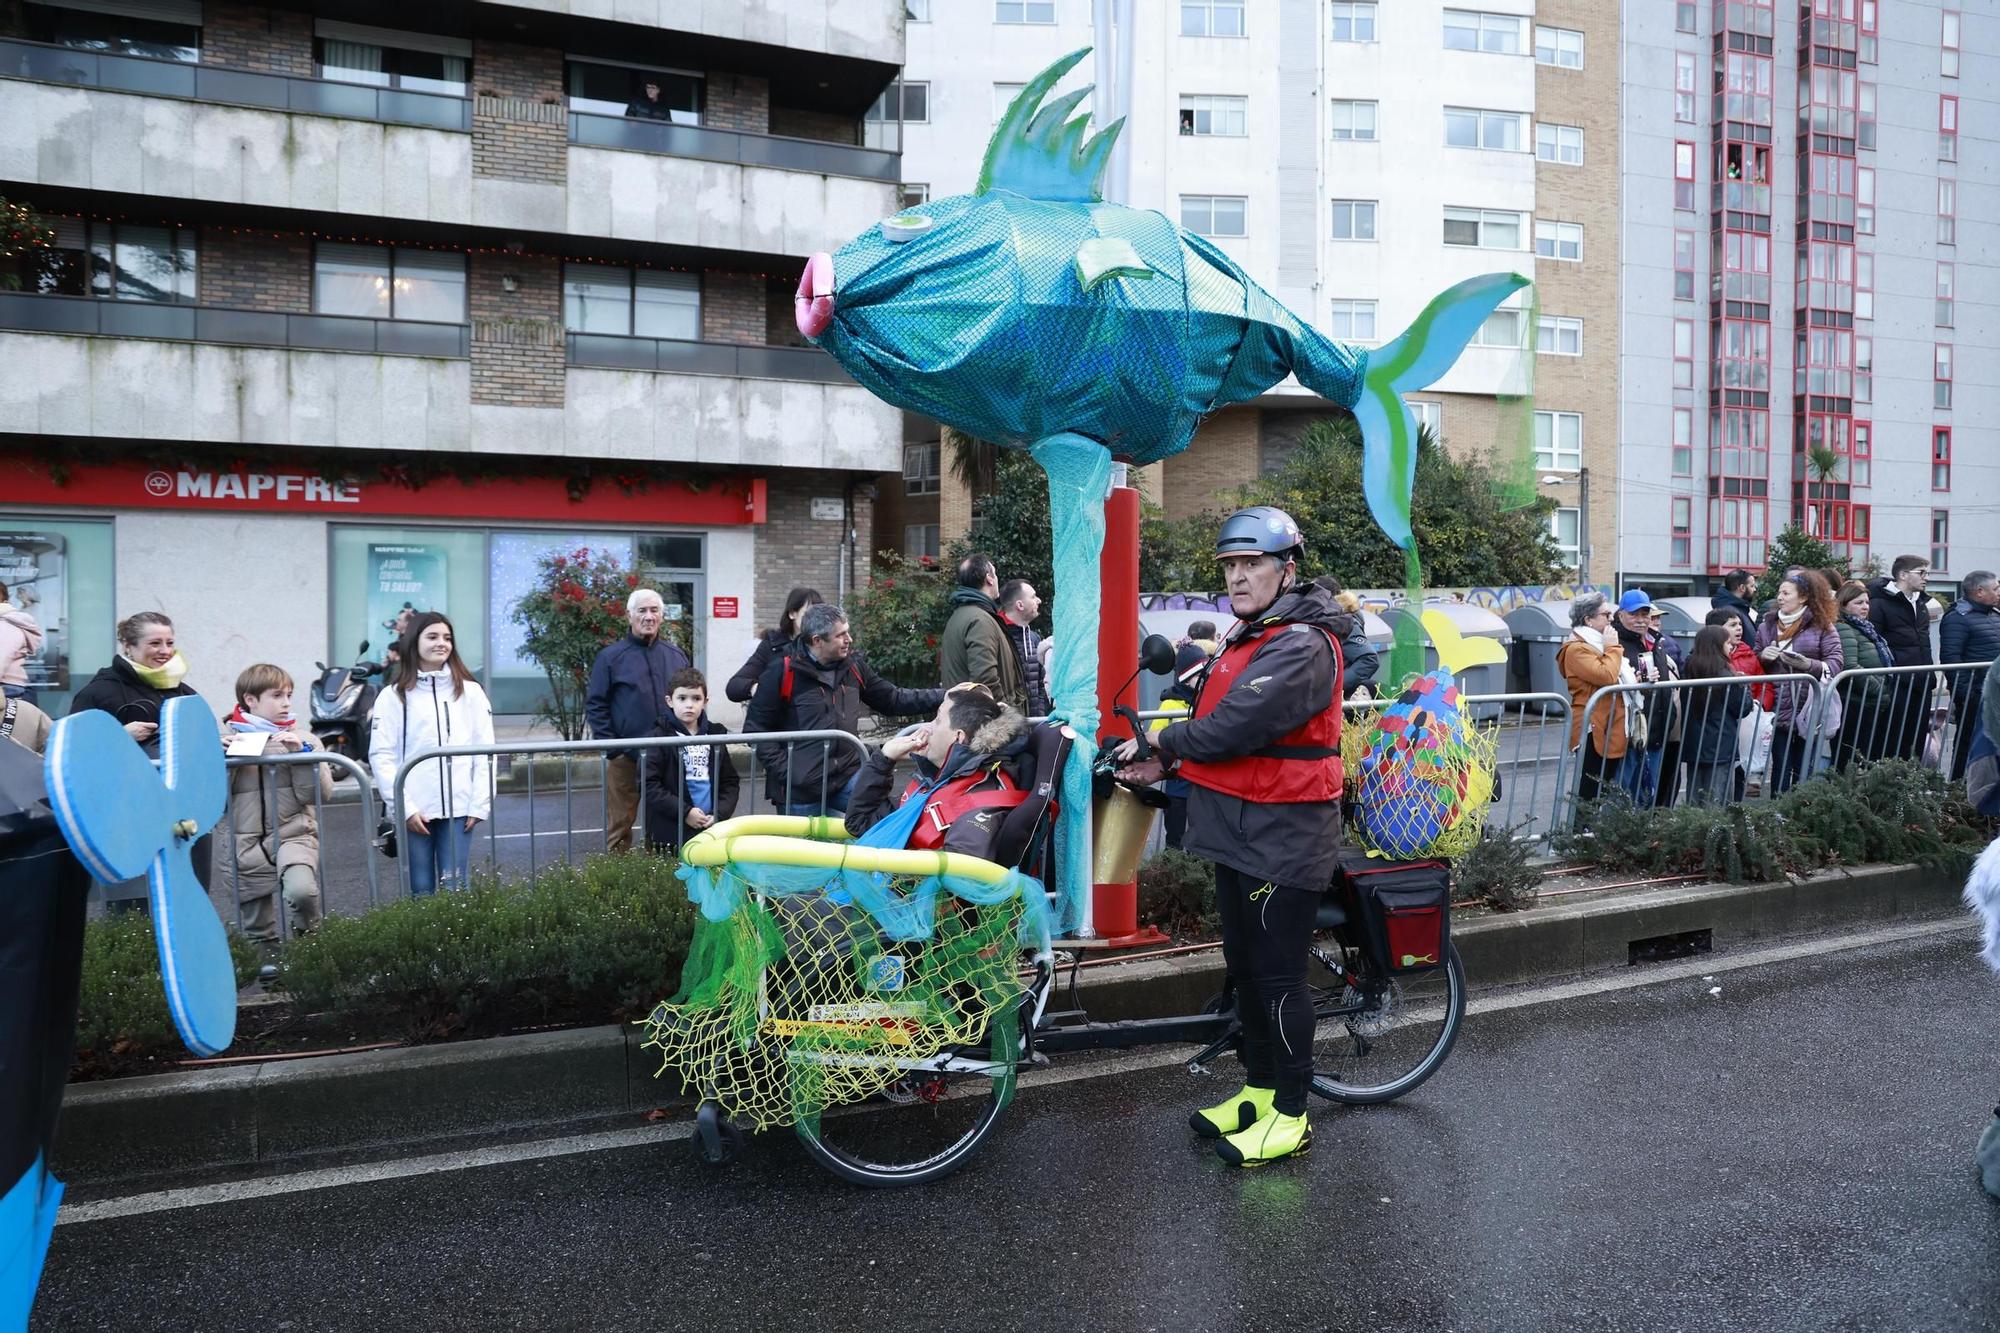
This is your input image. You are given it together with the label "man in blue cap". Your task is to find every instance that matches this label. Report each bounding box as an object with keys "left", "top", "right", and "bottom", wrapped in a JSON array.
[{"left": 1612, "top": 588, "right": 1682, "bottom": 806}]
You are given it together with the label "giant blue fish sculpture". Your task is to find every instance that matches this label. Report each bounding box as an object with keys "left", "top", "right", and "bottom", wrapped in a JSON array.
[{"left": 798, "top": 48, "right": 1526, "bottom": 930}]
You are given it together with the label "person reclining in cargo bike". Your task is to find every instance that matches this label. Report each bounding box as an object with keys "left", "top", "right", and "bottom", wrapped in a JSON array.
[{"left": 1114, "top": 505, "right": 1351, "bottom": 1168}]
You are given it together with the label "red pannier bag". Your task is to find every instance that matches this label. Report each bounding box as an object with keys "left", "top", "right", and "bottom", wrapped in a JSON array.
[{"left": 1335, "top": 847, "right": 1451, "bottom": 974}]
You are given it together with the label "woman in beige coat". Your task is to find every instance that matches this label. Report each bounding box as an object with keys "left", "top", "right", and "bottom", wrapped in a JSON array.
[{"left": 1556, "top": 591, "right": 1633, "bottom": 807}]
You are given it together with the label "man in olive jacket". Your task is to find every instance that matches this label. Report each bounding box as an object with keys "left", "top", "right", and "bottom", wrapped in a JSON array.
[{"left": 937, "top": 553, "right": 1025, "bottom": 709}]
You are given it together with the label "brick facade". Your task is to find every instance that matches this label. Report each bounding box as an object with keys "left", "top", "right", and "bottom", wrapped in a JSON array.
[
  {"left": 765, "top": 278, "right": 810, "bottom": 348},
  {"left": 469, "top": 252, "right": 564, "bottom": 406},
  {"left": 756, "top": 473, "right": 874, "bottom": 634},
  {"left": 203, "top": 2, "right": 314, "bottom": 77},
  {"left": 1156, "top": 407, "right": 1261, "bottom": 520},
  {"left": 198, "top": 228, "right": 311, "bottom": 312},
  {"left": 700, "top": 273, "right": 765, "bottom": 344},
  {"left": 472, "top": 40, "right": 566, "bottom": 185},
  {"left": 704, "top": 71, "right": 770, "bottom": 133},
  {"left": 769, "top": 106, "right": 861, "bottom": 146}
]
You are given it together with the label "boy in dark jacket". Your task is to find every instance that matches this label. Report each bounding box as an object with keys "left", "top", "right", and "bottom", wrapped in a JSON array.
[
  {"left": 844, "top": 684, "right": 1031, "bottom": 864},
  {"left": 645, "top": 669, "right": 740, "bottom": 856}
]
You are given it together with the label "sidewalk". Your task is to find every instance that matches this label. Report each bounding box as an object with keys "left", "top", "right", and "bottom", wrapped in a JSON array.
[{"left": 53, "top": 862, "right": 1975, "bottom": 1190}]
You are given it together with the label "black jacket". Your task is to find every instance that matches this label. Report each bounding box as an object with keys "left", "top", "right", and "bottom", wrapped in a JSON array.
[
  {"left": 67, "top": 656, "right": 200, "bottom": 759},
  {"left": 1001, "top": 620, "right": 1050, "bottom": 717},
  {"left": 1154, "top": 585, "right": 1349, "bottom": 889},
  {"left": 1679, "top": 680, "right": 1752, "bottom": 770},
  {"left": 844, "top": 708, "right": 1032, "bottom": 863},
  {"left": 1338, "top": 620, "right": 1379, "bottom": 698},
  {"left": 586, "top": 634, "right": 691, "bottom": 758},
  {"left": 1614, "top": 620, "right": 1681, "bottom": 751},
  {"left": 1710, "top": 590, "right": 1759, "bottom": 646},
  {"left": 1865, "top": 578, "right": 1935, "bottom": 668},
  {"left": 725, "top": 630, "right": 789, "bottom": 705},
  {"left": 643, "top": 714, "right": 740, "bottom": 851},
  {"left": 1940, "top": 599, "right": 2000, "bottom": 698},
  {"left": 743, "top": 643, "right": 945, "bottom": 806}
]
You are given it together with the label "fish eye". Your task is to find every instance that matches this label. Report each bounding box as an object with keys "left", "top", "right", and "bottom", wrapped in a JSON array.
[{"left": 880, "top": 213, "right": 934, "bottom": 244}]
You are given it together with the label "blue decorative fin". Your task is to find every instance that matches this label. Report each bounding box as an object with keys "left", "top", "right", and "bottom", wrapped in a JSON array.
[
  {"left": 977, "top": 48, "right": 1123, "bottom": 202},
  {"left": 1075, "top": 237, "right": 1154, "bottom": 292}
]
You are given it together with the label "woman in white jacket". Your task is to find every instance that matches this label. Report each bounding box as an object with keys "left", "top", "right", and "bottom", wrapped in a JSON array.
[{"left": 369, "top": 612, "right": 494, "bottom": 894}]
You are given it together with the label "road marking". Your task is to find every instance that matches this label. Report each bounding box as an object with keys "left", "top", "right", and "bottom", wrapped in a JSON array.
[{"left": 59, "top": 915, "right": 1979, "bottom": 1223}]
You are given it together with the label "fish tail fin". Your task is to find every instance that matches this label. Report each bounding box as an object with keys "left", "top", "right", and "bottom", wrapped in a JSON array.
[
  {"left": 1419, "top": 609, "right": 1508, "bottom": 677},
  {"left": 1339, "top": 272, "right": 1531, "bottom": 550}
]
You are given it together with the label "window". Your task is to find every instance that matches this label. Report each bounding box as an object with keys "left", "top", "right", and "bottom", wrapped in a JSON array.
[
  {"left": 1672, "top": 229, "right": 1696, "bottom": 300},
  {"left": 1446, "top": 107, "right": 1528, "bottom": 151},
  {"left": 1329, "top": 299, "right": 1377, "bottom": 342},
  {"left": 1942, "top": 10, "right": 1960, "bottom": 77},
  {"left": 1859, "top": 82, "right": 1876, "bottom": 150},
  {"left": 1672, "top": 318, "right": 1694, "bottom": 389},
  {"left": 1940, "top": 97, "right": 1958, "bottom": 162},
  {"left": 899, "top": 183, "right": 930, "bottom": 210},
  {"left": 1931, "top": 510, "right": 1950, "bottom": 573},
  {"left": 1936, "top": 263, "right": 1955, "bottom": 328},
  {"left": 1181, "top": 0, "right": 1245, "bottom": 37},
  {"left": 1180, "top": 195, "right": 1247, "bottom": 237},
  {"left": 864, "top": 79, "right": 928, "bottom": 148},
  {"left": 905, "top": 525, "right": 941, "bottom": 561},
  {"left": 316, "top": 23, "right": 470, "bottom": 96},
  {"left": 1855, "top": 166, "right": 1874, "bottom": 234},
  {"left": 1331, "top": 2, "right": 1376, "bottom": 41},
  {"left": 1671, "top": 498, "right": 1693, "bottom": 566},
  {"left": 30, "top": 6, "right": 198, "bottom": 61},
  {"left": 1939, "top": 179, "right": 1957, "bottom": 245},
  {"left": 314, "top": 244, "right": 464, "bottom": 322},
  {"left": 1536, "top": 220, "right": 1584, "bottom": 262},
  {"left": 1855, "top": 335, "right": 1873, "bottom": 403},
  {"left": 1675, "top": 2, "right": 1697, "bottom": 33},
  {"left": 1442, "top": 10, "right": 1526, "bottom": 53},
  {"left": 1331, "top": 99, "right": 1378, "bottom": 141},
  {"left": 1674, "top": 140, "right": 1696, "bottom": 210},
  {"left": 1534, "top": 411, "right": 1583, "bottom": 470},
  {"left": 568, "top": 60, "right": 699, "bottom": 122},
  {"left": 1443, "top": 207, "right": 1525, "bottom": 249},
  {"left": 1933, "top": 428, "right": 1951, "bottom": 491},
  {"left": 903, "top": 442, "right": 941, "bottom": 497},
  {"left": 17, "top": 219, "right": 197, "bottom": 304},
  {"left": 1331, "top": 199, "right": 1378, "bottom": 241},
  {"left": 1675, "top": 52, "right": 1698, "bottom": 122},
  {"left": 561, "top": 264, "right": 699, "bottom": 339},
  {"left": 905, "top": 0, "right": 930, "bottom": 19},
  {"left": 1537, "top": 316, "right": 1582, "bottom": 356},
  {"left": 1550, "top": 508, "right": 1581, "bottom": 572},
  {"left": 1179, "top": 94, "right": 1247, "bottom": 137},
  {"left": 993, "top": 83, "right": 1024, "bottom": 123},
  {"left": 1536, "top": 122, "right": 1583, "bottom": 165},
  {"left": 1673, "top": 408, "right": 1695, "bottom": 477},
  {"left": 1935, "top": 343, "right": 1953, "bottom": 409},
  {"left": 995, "top": 0, "right": 1055, "bottom": 22},
  {"left": 1536, "top": 25, "right": 1582, "bottom": 67},
  {"left": 331, "top": 526, "right": 489, "bottom": 685},
  {"left": 1855, "top": 251, "right": 1874, "bottom": 320},
  {"left": 1411, "top": 401, "right": 1443, "bottom": 438},
  {"left": 1853, "top": 420, "right": 1871, "bottom": 485},
  {"left": 1472, "top": 307, "right": 1526, "bottom": 348}
]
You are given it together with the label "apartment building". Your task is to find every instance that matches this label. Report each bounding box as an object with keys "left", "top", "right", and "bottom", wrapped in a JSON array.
[
  {"left": 0, "top": 0, "right": 903, "bottom": 719},
  {"left": 1618, "top": 0, "right": 1996, "bottom": 593}
]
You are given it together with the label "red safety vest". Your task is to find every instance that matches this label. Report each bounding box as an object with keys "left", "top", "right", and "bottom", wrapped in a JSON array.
[
  {"left": 1176, "top": 622, "right": 1343, "bottom": 804},
  {"left": 897, "top": 765, "right": 1029, "bottom": 850}
]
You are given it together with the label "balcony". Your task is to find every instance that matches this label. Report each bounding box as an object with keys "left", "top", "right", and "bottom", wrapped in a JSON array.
[
  {"left": 0, "top": 291, "right": 470, "bottom": 357},
  {"left": 566, "top": 331, "right": 849, "bottom": 383},
  {"left": 568, "top": 111, "right": 895, "bottom": 182},
  {"left": 472, "top": 0, "right": 906, "bottom": 67}
]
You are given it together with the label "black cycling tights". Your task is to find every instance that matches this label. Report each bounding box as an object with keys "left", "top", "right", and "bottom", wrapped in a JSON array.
[{"left": 1213, "top": 864, "right": 1319, "bottom": 1117}]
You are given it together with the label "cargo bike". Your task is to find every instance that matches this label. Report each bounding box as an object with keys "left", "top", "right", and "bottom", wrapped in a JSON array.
[{"left": 643, "top": 700, "right": 1465, "bottom": 1189}]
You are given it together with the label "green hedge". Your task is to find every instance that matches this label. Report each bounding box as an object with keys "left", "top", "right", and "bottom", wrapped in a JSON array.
[{"left": 76, "top": 913, "right": 260, "bottom": 1055}]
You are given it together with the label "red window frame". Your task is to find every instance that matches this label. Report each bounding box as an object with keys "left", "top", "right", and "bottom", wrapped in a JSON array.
[
  {"left": 1939, "top": 178, "right": 1956, "bottom": 245},
  {"left": 1937, "top": 261, "right": 1955, "bottom": 327},
  {"left": 1671, "top": 498, "right": 1693, "bottom": 567},
  {"left": 1931, "top": 509, "right": 1949, "bottom": 574},
  {"left": 1940, "top": 96, "right": 1958, "bottom": 161},
  {"left": 1852, "top": 419, "right": 1871, "bottom": 484},
  {"left": 1933, "top": 426, "right": 1951, "bottom": 490},
  {"left": 1854, "top": 335, "right": 1872, "bottom": 403},
  {"left": 1935, "top": 343, "right": 1953, "bottom": 408},
  {"left": 1942, "top": 11, "right": 1960, "bottom": 77},
  {"left": 1674, "top": 140, "right": 1696, "bottom": 211},
  {"left": 1672, "top": 406, "right": 1694, "bottom": 476},
  {"left": 1672, "top": 317, "right": 1695, "bottom": 388},
  {"left": 1673, "top": 228, "right": 1696, "bottom": 300}
]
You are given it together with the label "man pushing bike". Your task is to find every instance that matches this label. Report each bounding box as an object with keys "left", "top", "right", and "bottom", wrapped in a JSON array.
[{"left": 1116, "top": 506, "right": 1349, "bottom": 1167}]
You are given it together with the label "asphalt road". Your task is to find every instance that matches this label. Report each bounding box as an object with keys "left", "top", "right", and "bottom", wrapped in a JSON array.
[{"left": 32, "top": 926, "right": 2000, "bottom": 1332}]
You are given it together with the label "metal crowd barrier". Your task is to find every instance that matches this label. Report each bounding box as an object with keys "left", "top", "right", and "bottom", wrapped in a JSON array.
[
  {"left": 1803, "top": 660, "right": 1993, "bottom": 779},
  {"left": 215, "top": 749, "right": 381, "bottom": 940}
]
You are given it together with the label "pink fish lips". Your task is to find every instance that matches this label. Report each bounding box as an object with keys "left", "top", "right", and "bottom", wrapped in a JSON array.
[{"left": 795, "top": 251, "right": 835, "bottom": 338}]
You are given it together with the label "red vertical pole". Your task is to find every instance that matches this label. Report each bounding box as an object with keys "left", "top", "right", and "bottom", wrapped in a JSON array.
[{"left": 1091, "top": 480, "right": 1164, "bottom": 944}]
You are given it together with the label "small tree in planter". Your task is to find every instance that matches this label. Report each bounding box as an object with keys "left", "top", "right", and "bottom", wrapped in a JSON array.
[{"left": 512, "top": 547, "right": 636, "bottom": 739}]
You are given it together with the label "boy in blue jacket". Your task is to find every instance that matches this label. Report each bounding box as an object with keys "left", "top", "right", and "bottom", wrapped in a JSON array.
[{"left": 644, "top": 669, "right": 740, "bottom": 856}]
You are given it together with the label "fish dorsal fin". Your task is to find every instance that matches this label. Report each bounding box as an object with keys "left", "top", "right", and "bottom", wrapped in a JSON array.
[
  {"left": 977, "top": 47, "right": 1124, "bottom": 202},
  {"left": 1420, "top": 609, "right": 1506, "bottom": 676}
]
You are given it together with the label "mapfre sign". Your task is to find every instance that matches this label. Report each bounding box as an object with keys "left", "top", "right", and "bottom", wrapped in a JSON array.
[{"left": 10, "top": 458, "right": 767, "bottom": 526}]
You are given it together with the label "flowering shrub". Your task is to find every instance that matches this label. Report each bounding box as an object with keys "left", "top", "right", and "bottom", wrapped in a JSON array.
[
  {"left": 1, "top": 196, "right": 57, "bottom": 291},
  {"left": 847, "top": 550, "right": 952, "bottom": 691},
  {"left": 512, "top": 547, "right": 638, "bottom": 738}
]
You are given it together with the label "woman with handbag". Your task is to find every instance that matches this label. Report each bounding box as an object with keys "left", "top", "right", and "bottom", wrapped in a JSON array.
[
  {"left": 369, "top": 613, "right": 494, "bottom": 895},
  {"left": 1755, "top": 571, "right": 1844, "bottom": 795}
]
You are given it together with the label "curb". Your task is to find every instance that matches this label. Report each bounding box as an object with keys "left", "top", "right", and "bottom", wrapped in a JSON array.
[{"left": 54, "top": 862, "right": 1973, "bottom": 1189}]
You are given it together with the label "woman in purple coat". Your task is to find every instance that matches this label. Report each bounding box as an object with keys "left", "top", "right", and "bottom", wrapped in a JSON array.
[{"left": 1755, "top": 569, "right": 1844, "bottom": 794}]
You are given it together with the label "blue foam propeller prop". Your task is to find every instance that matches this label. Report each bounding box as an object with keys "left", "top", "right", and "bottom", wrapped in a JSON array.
[{"left": 44, "top": 696, "right": 236, "bottom": 1056}]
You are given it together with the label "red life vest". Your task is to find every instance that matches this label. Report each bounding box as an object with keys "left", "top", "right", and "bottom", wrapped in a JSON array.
[
  {"left": 897, "top": 765, "right": 1029, "bottom": 850},
  {"left": 1177, "top": 622, "right": 1344, "bottom": 804}
]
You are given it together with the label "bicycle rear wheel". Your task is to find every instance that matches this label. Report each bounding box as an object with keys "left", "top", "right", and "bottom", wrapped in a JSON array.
[
  {"left": 1309, "top": 942, "right": 1464, "bottom": 1105},
  {"left": 791, "top": 1015, "right": 1019, "bottom": 1187}
]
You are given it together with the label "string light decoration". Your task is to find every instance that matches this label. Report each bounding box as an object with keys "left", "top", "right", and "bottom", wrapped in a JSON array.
[{"left": 1, "top": 196, "right": 57, "bottom": 269}]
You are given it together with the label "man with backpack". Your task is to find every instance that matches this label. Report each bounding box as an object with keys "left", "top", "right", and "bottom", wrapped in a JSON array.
[{"left": 745, "top": 603, "right": 944, "bottom": 817}]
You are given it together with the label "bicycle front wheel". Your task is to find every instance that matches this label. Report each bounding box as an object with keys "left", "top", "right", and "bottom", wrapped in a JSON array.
[{"left": 1309, "top": 942, "right": 1465, "bottom": 1105}]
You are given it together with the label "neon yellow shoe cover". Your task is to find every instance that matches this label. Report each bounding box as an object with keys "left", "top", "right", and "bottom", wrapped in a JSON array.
[
  {"left": 1215, "top": 1109, "right": 1312, "bottom": 1167},
  {"left": 1188, "top": 1085, "right": 1276, "bottom": 1139}
]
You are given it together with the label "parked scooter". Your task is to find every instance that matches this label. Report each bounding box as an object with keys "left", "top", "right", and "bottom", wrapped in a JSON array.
[{"left": 310, "top": 640, "right": 382, "bottom": 766}]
